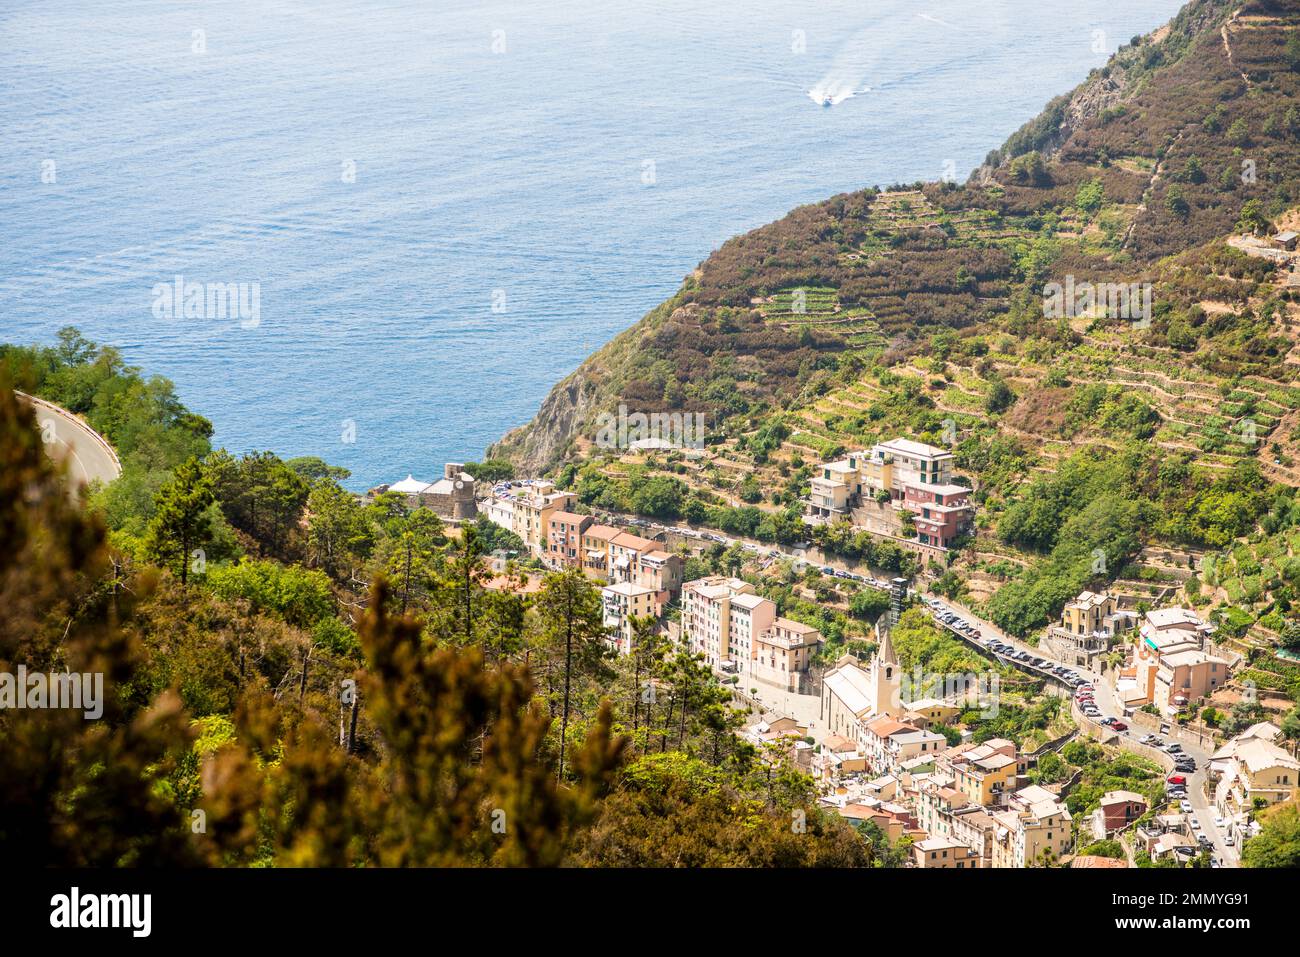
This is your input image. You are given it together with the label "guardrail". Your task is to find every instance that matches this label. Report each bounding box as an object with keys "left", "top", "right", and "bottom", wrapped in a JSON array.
[
  {"left": 934, "top": 613, "right": 1079, "bottom": 692},
  {"left": 14, "top": 389, "right": 122, "bottom": 476},
  {"left": 1071, "top": 695, "right": 1175, "bottom": 773}
]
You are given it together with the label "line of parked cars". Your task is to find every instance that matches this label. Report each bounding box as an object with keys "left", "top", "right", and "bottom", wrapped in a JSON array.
[
  {"left": 923, "top": 599, "right": 983, "bottom": 641},
  {"left": 982, "top": 635, "right": 1089, "bottom": 688}
]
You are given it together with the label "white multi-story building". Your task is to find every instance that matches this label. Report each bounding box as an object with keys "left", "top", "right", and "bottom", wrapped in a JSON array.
[
  {"left": 991, "top": 784, "right": 1073, "bottom": 868},
  {"left": 682, "top": 577, "right": 773, "bottom": 671}
]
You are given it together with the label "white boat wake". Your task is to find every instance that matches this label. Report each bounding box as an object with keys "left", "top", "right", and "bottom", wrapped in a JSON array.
[{"left": 807, "top": 82, "right": 871, "bottom": 107}]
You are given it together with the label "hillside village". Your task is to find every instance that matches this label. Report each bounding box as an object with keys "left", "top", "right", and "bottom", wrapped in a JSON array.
[
  {"left": 9, "top": 0, "right": 1300, "bottom": 889},
  {"left": 371, "top": 419, "right": 1299, "bottom": 867},
  {"left": 461, "top": 0, "right": 1300, "bottom": 869}
]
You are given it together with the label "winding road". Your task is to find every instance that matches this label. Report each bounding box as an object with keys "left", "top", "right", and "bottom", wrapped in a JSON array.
[{"left": 16, "top": 391, "right": 122, "bottom": 490}]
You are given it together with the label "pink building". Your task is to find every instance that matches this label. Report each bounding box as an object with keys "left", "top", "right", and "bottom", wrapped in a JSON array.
[{"left": 904, "top": 483, "right": 974, "bottom": 549}]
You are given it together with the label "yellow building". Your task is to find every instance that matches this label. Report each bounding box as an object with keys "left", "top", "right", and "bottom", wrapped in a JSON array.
[
  {"left": 503, "top": 482, "right": 575, "bottom": 556},
  {"left": 1061, "top": 591, "right": 1120, "bottom": 636},
  {"left": 912, "top": 836, "right": 982, "bottom": 869},
  {"left": 1214, "top": 738, "right": 1299, "bottom": 819},
  {"left": 579, "top": 524, "right": 621, "bottom": 580},
  {"left": 945, "top": 738, "right": 1021, "bottom": 806},
  {"left": 905, "top": 697, "right": 961, "bottom": 726}
]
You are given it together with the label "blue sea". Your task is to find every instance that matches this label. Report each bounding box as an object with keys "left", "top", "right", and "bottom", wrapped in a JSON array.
[{"left": 0, "top": 0, "right": 1185, "bottom": 490}]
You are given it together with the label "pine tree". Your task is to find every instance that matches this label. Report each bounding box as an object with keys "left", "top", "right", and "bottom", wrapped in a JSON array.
[
  {"left": 144, "top": 455, "right": 214, "bottom": 587},
  {"left": 534, "top": 569, "right": 614, "bottom": 782}
]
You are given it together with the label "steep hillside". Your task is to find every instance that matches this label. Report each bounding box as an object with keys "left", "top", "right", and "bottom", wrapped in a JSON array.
[
  {"left": 492, "top": 0, "right": 1299, "bottom": 474},
  {"left": 492, "top": 0, "right": 1300, "bottom": 650}
]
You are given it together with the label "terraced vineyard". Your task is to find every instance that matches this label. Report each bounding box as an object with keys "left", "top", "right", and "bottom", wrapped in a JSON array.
[{"left": 499, "top": 0, "right": 1300, "bottom": 657}]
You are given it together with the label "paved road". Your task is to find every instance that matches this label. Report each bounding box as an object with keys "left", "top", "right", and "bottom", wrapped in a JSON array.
[
  {"left": 17, "top": 391, "right": 122, "bottom": 489},
  {"left": 592, "top": 510, "right": 898, "bottom": 589},
  {"left": 925, "top": 596, "right": 1236, "bottom": 866}
]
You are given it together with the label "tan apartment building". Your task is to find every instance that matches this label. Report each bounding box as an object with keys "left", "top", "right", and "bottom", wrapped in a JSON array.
[
  {"left": 723, "top": 592, "right": 775, "bottom": 671},
  {"left": 942, "top": 738, "right": 1022, "bottom": 807},
  {"left": 1152, "top": 649, "right": 1230, "bottom": 713},
  {"left": 1213, "top": 737, "right": 1299, "bottom": 820},
  {"left": 804, "top": 438, "right": 973, "bottom": 552},
  {"left": 608, "top": 532, "right": 659, "bottom": 582},
  {"left": 579, "top": 524, "right": 621, "bottom": 580},
  {"left": 915, "top": 780, "right": 996, "bottom": 864},
  {"left": 751, "top": 617, "right": 822, "bottom": 692},
  {"left": 682, "top": 577, "right": 766, "bottom": 670},
  {"left": 601, "top": 581, "right": 657, "bottom": 656},
  {"left": 635, "top": 549, "right": 682, "bottom": 606},
  {"left": 1124, "top": 607, "right": 1229, "bottom": 715},
  {"left": 481, "top": 481, "right": 576, "bottom": 557},
  {"left": 912, "top": 836, "right": 982, "bottom": 869}
]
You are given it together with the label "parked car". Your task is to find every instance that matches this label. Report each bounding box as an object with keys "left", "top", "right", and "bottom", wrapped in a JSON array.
[
  {"left": 1166, "top": 774, "right": 1187, "bottom": 785},
  {"left": 1179, "top": 800, "right": 1194, "bottom": 813},
  {"left": 1166, "top": 743, "right": 1183, "bottom": 753},
  {"left": 1100, "top": 717, "right": 1116, "bottom": 726},
  {"left": 1111, "top": 721, "right": 1128, "bottom": 732},
  {"left": 1225, "top": 835, "right": 1235, "bottom": 847}
]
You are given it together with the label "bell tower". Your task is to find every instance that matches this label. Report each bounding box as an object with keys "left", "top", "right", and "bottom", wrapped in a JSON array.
[{"left": 871, "top": 621, "right": 902, "bottom": 717}]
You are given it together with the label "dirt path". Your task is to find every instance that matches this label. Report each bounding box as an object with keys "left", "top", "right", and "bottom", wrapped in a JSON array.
[{"left": 1221, "top": 10, "right": 1252, "bottom": 89}]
